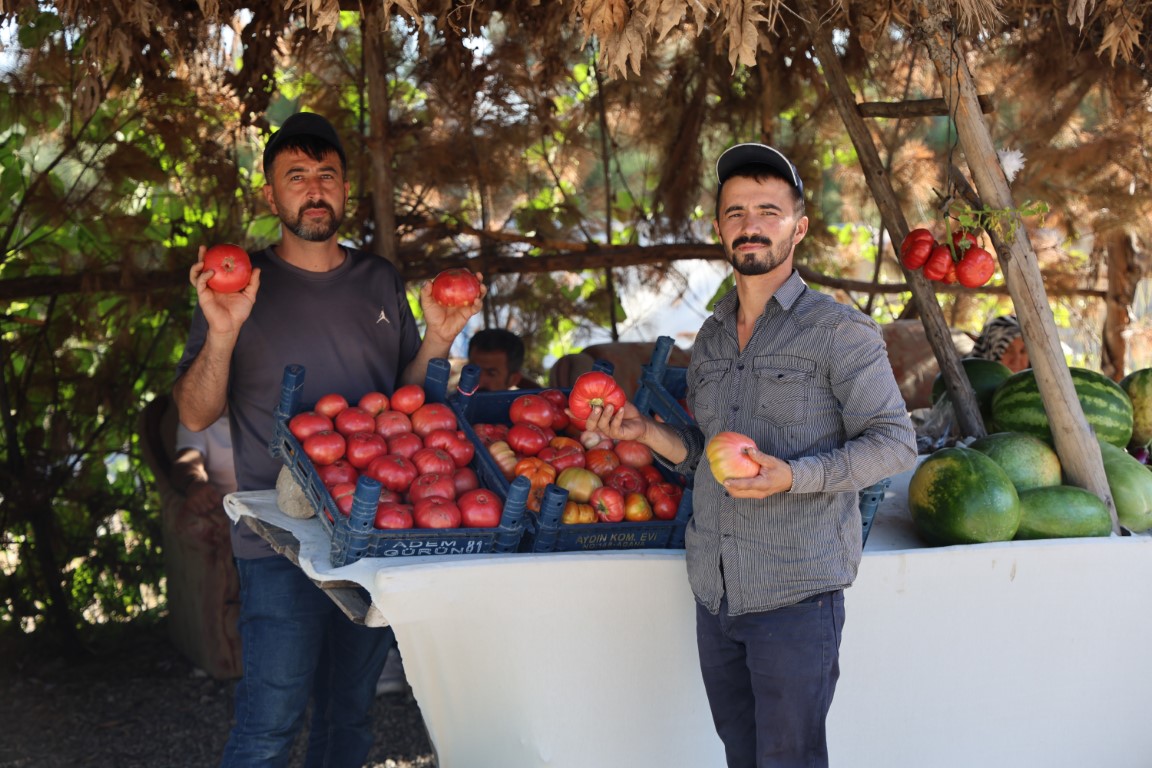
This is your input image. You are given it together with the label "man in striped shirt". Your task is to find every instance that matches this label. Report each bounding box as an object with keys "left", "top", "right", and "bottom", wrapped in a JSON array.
[{"left": 583, "top": 144, "right": 917, "bottom": 767}]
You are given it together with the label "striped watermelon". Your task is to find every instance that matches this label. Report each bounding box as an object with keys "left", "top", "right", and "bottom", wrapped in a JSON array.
[
  {"left": 989, "top": 367, "right": 1134, "bottom": 448},
  {"left": 907, "top": 447, "right": 1021, "bottom": 545},
  {"left": 1119, "top": 368, "right": 1152, "bottom": 448}
]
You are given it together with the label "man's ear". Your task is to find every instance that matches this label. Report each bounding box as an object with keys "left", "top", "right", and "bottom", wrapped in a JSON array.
[{"left": 509, "top": 371, "right": 523, "bottom": 388}]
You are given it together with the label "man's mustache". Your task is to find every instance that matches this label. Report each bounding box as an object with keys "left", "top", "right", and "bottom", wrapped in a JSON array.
[
  {"left": 732, "top": 235, "right": 772, "bottom": 249},
  {"left": 299, "top": 202, "right": 336, "bottom": 216}
]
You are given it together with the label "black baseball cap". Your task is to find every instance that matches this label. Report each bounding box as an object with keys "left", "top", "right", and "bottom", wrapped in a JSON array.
[
  {"left": 715, "top": 143, "right": 803, "bottom": 195},
  {"left": 262, "top": 112, "right": 347, "bottom": 174}
]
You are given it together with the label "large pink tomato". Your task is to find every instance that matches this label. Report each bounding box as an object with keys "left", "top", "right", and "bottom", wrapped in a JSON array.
[
  {"left": 705, "top": 432, "right": 760, "bottom": 482},
  {"left": 203, "top": 243, "right": 252, "bottom": 293}
]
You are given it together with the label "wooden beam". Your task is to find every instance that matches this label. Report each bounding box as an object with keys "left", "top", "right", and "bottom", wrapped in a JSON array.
[{"left": 857, "top": 95, "right": 995, "bottom": 119}]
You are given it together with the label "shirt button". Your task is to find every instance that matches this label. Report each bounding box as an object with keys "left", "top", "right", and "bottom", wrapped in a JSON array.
[
  {"left": 731, "top": 405, "right": 739, "bottom": 412},
  {"left": 737, "top": 364, "right": 745, "bottom": 371}
]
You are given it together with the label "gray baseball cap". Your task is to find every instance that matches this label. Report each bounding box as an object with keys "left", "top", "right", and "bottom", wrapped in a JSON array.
[{"left": 716, "top": 143, "right": 803, "bottom": 195}]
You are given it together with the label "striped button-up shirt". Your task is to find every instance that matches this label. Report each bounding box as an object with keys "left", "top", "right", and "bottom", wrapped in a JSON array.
[{"left": 667, "top": 270, "right": 917, "bottom": 616}]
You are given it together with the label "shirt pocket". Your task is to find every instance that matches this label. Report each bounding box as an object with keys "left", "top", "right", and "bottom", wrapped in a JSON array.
[
  {"left": 754, "top": 355, "right": 815, "bottom": 426},
  {"left": 690, "top": 359, "right": 732, "bottom": 426}
]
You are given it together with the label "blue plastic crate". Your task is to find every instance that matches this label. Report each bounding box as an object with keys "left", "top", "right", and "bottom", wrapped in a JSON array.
[
  {"left": 633, "top": 336, "right": 692, "bottom": 428},
  {"left": 268, "top": 359, "right": 528, "bottom": 567},
  {"left": 449, "top": 361, "right": 694, "bottom": 552},
  {"left": 858, "top": 478, "right": 890, "bottom": 546}
]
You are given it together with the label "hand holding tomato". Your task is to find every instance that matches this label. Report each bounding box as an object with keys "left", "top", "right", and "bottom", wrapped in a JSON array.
[
  {"left": 578, "top": 397, "right": 648, "bottom": 444},
  {"left": 706, "top": 432, "right": 794, "bottom": 498},
  {"left": 190, "top": 244, "right": 261, "bottom": 334},
  {"left": 203, "top": 244, "right": 253, "bottom": 293},
  {"left": 419, "top": 271, "right": 485, "bottom": 346}
]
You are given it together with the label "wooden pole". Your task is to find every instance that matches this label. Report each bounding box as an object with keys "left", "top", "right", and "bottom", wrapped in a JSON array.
[
  {"left": 797, "top": 0, "right": 986, "bottom": 439},
  {"left": 364, "top": 6, "right": 398, "bottom": 266},
  {"left": 916, "top": 1, "right": 1120, "bottom": 532}
]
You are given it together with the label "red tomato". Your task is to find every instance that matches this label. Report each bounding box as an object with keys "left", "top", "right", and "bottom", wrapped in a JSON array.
[
  {"left": 457, "top": 488, "right": 503, "bottom": 528},
  {"left": 453, "top": 466, "right": 481, "bottom": 495},
  {"left": 580, "top": 431, "right": 613, "bottom": 451},
  {"left": 413, "top": 496, "right": 462, "bottom": 529},
  {"left": 374, "top": 501, "right": 414, "bottom": 530},
  {"left": 487, "top": 440, "right": 518, "bottom": 480},
  {"left": 390, "top": 385, "right": 426, "bottom": 415},
  {"left": 357, "top": 391, "right": 390, "bottom": 416},
  {"left": 344, "top": 431, "right": 388, "bottom": 469},
  {"left": 317, "top": 458, "right": 358, "bottom": 487},
  {"left": 410, "top": 402, "right": 457, "bottom": 438},
  {"left": 387, "top": 431, "right": 424, "bottom": 460},
  {"left": 951, "top": 229, "right": 980, "bottom": 253},
  {"left": 555, "top": 467, "right": 603, "bottom": 503},
  {"left": 538, "top": 389, "right": 571, "bottom": 431},
  {"left": 334, "top": 407, "right": 376, "bottom": 437},
  {"left": 922, "top": 244, "right": 953, "bottom": 282},
  {"left": 567, "top": 371, "right": 627, "bottom": 420},
  {"left": 624, "top": 492, "right": 653, "bottom": 522},
  {"left": 507, "top": 423, "right": 550, "bottom": 456},
  {"left": 646, "top": 481, "right": 683, "bottom": 520},
  {"left": 585, "top": 447, "right": 621, "bottom": 479},
  {"left": 614, "top": 439, "right": 653, "bottom": 468},
  {"left": 430, "top": 268, "right": 482, "bottom": 307},
  {"left": 705, "top": 432, "right": 760, "bottom": 482},
  {"left": 590, "top": 486, "right": 625, "bottom": 523},
  {"left": 302, "top": 430, "right": 346, "bottom": 466},
  {"left": 956, "top": 246, "right": 996, "bottom": 288},
  {"left": 425, "top": 429, "right": 475, "bottom": 468},
  {"left": 329, "top": 482, "right": 357, "bottom": 517},
  {"left": 472, "top": 423, "right": 508, "bottom": 446},
  {"left": 605, "top": 464, "right": 646, "bottom": 496},
  {"left": 314, "top": 393, "right": 349, "bottom": 419},
  {"left": 509, "top": 394, "right": 557, "bottom": 429},
  {"left": 365, "top": 454, "right": 419, "bottom": 494},
  {"left": 408, "top": 472, "right": 457, "bottom": 504},
  {"left": 289, "top": 411, "right": 333, "bottom": 442},
  {"left": 375, "top": 410, "right": 413, "bottom": 439},
  {"left": 637, "top": 464, "right": 665, "bottom": 488},
  {"left": 899, "top": 229, "right": 936, "bottom": 270},
  {"left": 537, "top": 443, "right": 585, "bottom": 472},
  {"left": 202, "top": 243, "right": 252, "bottom": 293},
  {"left": 411, "top": 446, "right": 457, "bottom": 476}
]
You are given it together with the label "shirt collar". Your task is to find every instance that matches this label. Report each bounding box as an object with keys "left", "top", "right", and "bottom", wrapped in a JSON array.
[{"left": 714, "top": 269, "right": 808, "bottom": 319}]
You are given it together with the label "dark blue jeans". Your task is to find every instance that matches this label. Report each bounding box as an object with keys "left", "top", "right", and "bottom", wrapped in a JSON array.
[
  {"left": 696, "top": 591, "right": 845, "bottom": 768},
  {"left": 221, "top": 555, "right": 395, "bottom": 768}
]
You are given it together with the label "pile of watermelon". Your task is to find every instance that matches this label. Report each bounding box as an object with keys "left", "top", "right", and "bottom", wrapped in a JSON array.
[{"left": 907, "top": 366, "right": 1152, "bottom": 545}]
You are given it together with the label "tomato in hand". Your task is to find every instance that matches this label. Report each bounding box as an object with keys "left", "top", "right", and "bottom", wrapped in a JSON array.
[
  {"left": 589, "top": 486, "right": 626, "bottom": 523},
  {"left": 430, "top": 268, "right": 482, "bottom": 307},
  {"left": 567, "top": 371, "right": 627, "bottom": 420},
  {"left": 705, "top": 432, "right": 761, "bottom": 482},
  {"left": 203, "top": 243, "right": 252, "bottom": 293}
]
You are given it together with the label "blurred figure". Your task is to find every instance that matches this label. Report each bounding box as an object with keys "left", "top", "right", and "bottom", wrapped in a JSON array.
[
  {"left": 468, "top": 328, "right": 540, "bottom": 390},
  {"left": 973, "top": 315, "right": 1029, "bottom": 372}
]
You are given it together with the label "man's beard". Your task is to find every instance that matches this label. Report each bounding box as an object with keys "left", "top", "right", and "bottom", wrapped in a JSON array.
[
  {"left": 283, "top": 201, "right": 343, "bottom": 242},
  {"left": 726, "top": 226, "right": 796, "bottom": 276}
]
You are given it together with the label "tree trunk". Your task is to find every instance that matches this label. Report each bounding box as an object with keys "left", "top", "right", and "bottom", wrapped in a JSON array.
[
  {"left": 798, "top": 0, "right": 986, "bottom": 439},
  {"left": 1102, "top": 232, "right": 1139, "bottom": 380},
  {"left": 917, "top": 1, "right": 1120, "bottom": 532},
  {"left": 363, "top": 7, "right": 397, "bottom": 266}
]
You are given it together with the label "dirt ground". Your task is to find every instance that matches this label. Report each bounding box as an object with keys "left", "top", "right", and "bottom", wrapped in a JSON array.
[{"left": 0, "top": 621, "right": 435, "bottom": 768}]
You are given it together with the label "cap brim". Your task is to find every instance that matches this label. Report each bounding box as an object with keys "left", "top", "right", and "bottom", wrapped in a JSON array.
[{"left": 716, "top": 143, "right": 803, "bottom": 194}]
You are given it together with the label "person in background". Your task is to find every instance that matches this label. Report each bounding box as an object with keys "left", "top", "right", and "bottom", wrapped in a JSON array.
[
  {"left": 582, "top": 143, "right": 917, "bottom": 767},
  {"left": 972, "top": 314, "right": 1029, "bottom": 372},
  {"left": 467, "top": 327, "right": 540, "bottom": 390},
  {"left": 173, "top": 111, "right": 482, "bottom": 766}
]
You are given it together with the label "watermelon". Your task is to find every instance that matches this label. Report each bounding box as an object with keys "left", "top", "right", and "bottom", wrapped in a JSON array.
[
  {"left": 989, "top": 367, "right": 1134, "bottom": 448},
  {"left": 1097, "top": 441, "right": 1152, "bottom": 533},
  {"left": 931, "top": 357, "right": 1014, "bottom": 422},
  {"left": 1015, "top": 485, "right": 1112, "bottom": 539},
  {"left": 967, "top": 432, "right": 1062, "bottom": 492},
  {"left": 907, "top": 446, "right": 1021, "bottom": 545},
  {"left": 1119, "top": 367, "right": 1152, "bottom": 448}
]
